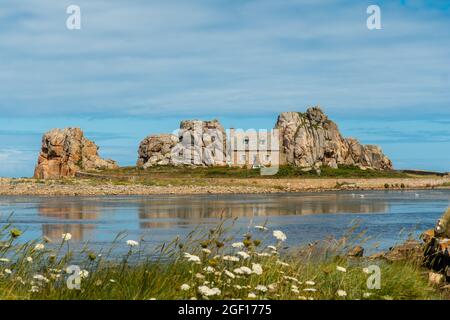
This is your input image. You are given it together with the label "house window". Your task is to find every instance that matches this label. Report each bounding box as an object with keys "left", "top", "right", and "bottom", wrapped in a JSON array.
[
  {"left": 241, "top": 154, "right": 246, "bottom": 161},
  {"left": 260, "top": 139, "right": 266, "bottom": 145},
  {"left": 244, "top": 137, "right": 249, "bottom": 145},
  {"left": 265, "top": 155, "right": 271, "bottom": 161}
]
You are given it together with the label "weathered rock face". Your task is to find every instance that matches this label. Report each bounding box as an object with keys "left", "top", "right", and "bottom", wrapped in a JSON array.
[
  {"left": 34, "top": 128, "right": 118, "bottom": 179},
  {"left": 137, "top": 134, "right": 179, "bottom": 168},
  {"left": 275, "top": 106, "right": 393, "bottom": 170},
  {"left": 137, "top": 119, "right": 227, "bottom": 168}
]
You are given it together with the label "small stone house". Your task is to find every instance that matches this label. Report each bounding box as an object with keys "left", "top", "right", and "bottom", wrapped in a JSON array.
[{"left": 228, "top": 128, "right": 280, "bottom": 168}]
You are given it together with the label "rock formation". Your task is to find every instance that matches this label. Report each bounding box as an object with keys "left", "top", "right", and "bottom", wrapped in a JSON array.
[
  {"left": 137, "top": 119, "right": 227, "bottom": 168},
  {"left": 275, "top": 106, "right": 393, "bottom": 170},
  {"left": 34, "top": 128, "right": 118, "bottom": 179}
]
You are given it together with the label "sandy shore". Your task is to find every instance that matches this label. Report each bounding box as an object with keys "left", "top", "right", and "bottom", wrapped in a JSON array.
[{"left": 0, "top": 176, "right": 449, "bottom": 196}]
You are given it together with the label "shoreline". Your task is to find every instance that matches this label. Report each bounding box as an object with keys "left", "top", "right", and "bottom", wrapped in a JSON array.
[{"left": 1, "top": 176, "right": 449, "bottom": 196}]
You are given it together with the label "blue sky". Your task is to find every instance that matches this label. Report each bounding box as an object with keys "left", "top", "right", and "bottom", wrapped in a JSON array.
[{"left": 0, "top": 0, "right": 449, "bottom": 177}]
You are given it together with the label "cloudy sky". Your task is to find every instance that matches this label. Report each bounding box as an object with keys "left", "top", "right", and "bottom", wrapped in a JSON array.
[{"left": 0, "top": 0, "right": 449, "bottom": 177}]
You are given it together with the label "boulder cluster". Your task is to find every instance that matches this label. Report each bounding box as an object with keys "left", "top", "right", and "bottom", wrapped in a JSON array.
[
  {"left": 34, "top": 128, "right": 118, "bottom": 179},
  {"left": 137, "top": 119, "right": 227, "bottom": 168},
  {"left": 275, "top": 107, "right": 392, "bottom": 170},
  {"left": 34, "top": 106, "right": 393, "bottom": 178}
]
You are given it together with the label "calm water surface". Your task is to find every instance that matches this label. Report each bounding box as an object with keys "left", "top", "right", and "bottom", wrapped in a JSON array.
[{"left": 1, "top": 190, "right": 449, "bottom": 254}]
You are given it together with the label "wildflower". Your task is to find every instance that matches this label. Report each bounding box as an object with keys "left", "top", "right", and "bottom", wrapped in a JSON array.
[
  {"left": 195, "top": 273, "right": 205, "bottom": 279},
  {"left": 26, "top": 257, "right": 33, "bottom": 263},
  {"left": 198, "top": 285, "right": 221, "bottom": 297},
  {"left": 10, "top": 228, "right": 22, "bottom": 238},
  {"left": 337, "top": 290, "right": 347, "bottom": 297},
  {"left": 80, "top": 270, "right": 89, "bottom": 279},
  {"left": 62, "top": 233, "right": 72, "bottom": 241},
  {"left": 283, "top": 276, "right": 301, "bottom": 283},
  {"left": 273, "top": 230, "right": 287, "bottom": 242},
  {"left": 255, "top": 252, "right": 271, "bottom": 257},
  {"left": 29, "top": 286, "right": 39, "bottom": 293},
  {"left": 336, "top": 266, "right": 347, "bottom": 273},
  {"left": 233, "top": 266, "right": 252, "bottom": 275},
  {"left": 202, "top": 248, "right": 211, "bottom": 255},
  {"left": 305, "top": 280, "right": 315, "bottom": 286},
  {"left": 248, "top": 292, "right": 257, "bottom": 299},
  {"left": 267, "top": 245, "right": 277, "bottom": 251},
  {"left": 291, "top": 288, "right": 300, "bottom": 294},
  {"left": 222, "top": 255, "right": 239, "bottom": 262},
  {"left": 233, "top": 285, "right": 243, "bottom": 290},
  {"left": 88, "top": 252, "right": 97, "bottom": 261},
  {"left": 362, "top": 267, "right": 370, "bottom": 274},
  {"left": 109, "top": 279, "right": 116, "bottom": 283},
  {"left": 0, "top": 258, "right": 10, "bottom": 263},
  {"left": 255, "top": 225, "right": 268, "bottom": 231},
  {"left": 203, "top": 266, "right": 215, "bottom": 273},
  {"left": 4, "top": 269, "right": 12, "bottom": 274},
  {"left": 255, "top": 285, "right": 268, "bottom": 292},
  {"left": 224, "top": 270, "right": 235, "bottom": 279},
  {"left": 363, "top": 292, "right": 372, "bottom": 298},
  {"left": 126, "top": 240, "right": 139, "bottom": 247},
  {"left": 232, "top": 242, "right": 244, "bottom": 249},
  {"left": 34, "top": 243, "right": 45, "bottom": 251},
  {"left": 252, "top": 263, "right": 263, "bottom": 275},
  {"left": 268, "top": 283, "right": 277, "bottom": 291},
  {"left": 303, "top": 288, "right": 317, "bottom": 292},
  {"left": 276, "top": 260, "right": 289, "bottom": 267},
  {"left": 43, "top": 236, "right": 52, "bottom": 243},
  {"left": 180, "top": 284, "right": 190, "bottom": 291},
  {"left": 298, "top": 296, "right": 307, "bottom": 300},
  {"left": 184, "top": 253, "right": 201, "bottom": 263},
  {"left": 237, "top": 251, "right": 250, "bottom": 260},
  {"left": 190, "top": 297, "right": 197, "bottom": 300},
  {"left": 33, "top": 274, "right": 49, "bottom": 283}
]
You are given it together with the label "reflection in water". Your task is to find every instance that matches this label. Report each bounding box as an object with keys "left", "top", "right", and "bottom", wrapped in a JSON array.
[
  {"left": 4, "top": 190, "right": 448, "bottom": 253},
  {"left": 137, "top": 194, "right": 390, "bottom": 229},
  {"left": 39, "top": 199, "right": 100, "bottom": 241}
]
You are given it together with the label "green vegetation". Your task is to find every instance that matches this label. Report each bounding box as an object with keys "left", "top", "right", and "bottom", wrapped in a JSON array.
[
  {"left": 0, "top": 219, "right": 446, "bottom": 300},
  {"left": 94, "top": 165, "right": 410, "bottom": 181}
]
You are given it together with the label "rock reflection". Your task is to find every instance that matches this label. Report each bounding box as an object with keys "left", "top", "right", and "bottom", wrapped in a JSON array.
[
  {"left": 38, "top": 199, "right": 99, "bottom": 241},
  {"left": 138, "top": 194, "right": 389, "bottom": 229}
]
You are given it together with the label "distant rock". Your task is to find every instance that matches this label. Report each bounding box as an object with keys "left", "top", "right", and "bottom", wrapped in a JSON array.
[
  {"left": 137, "top": 134, "right": 179, "bottom": 168},
  {"left": 137, "top": 119, "right": 227, "bottom": 168},
  {"left": 275, "top": 106, "right": 393, "bottom": 170},
  {"left": 34, "top": 128, "right": 118, "bottom": 179}
]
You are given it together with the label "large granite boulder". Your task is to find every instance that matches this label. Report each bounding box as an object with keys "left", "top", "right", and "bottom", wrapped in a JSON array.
[
  {"left": 137, "top": 119, "right": 227, "bottom": 168},
  {"left": 34, "top": 128, "right": 118, "bottom": 179},
  {"left": 275, "top": 106, "right": 393, "bottom": 170},
  {"left": 137, "top": 134, "right": 179, "bottom": 168}
]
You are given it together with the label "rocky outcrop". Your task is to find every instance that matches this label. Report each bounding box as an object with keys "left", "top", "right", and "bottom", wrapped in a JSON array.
[
  {"left": 34, "top": 128, "right": 118, "bottom": 179},
  {"left": 137, "top": 119, "right": 227, "bottom": 168},
  {"left": 137, "top": 134, "right": 179, "bottom": 167},
  {"left": 275, "top": 106, "right": 393, "bottom": 170}
]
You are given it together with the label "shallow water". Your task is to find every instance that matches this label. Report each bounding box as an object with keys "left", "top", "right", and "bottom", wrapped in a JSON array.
[{"left": 1, "top": 190, "right": 449, "bottom": 255}]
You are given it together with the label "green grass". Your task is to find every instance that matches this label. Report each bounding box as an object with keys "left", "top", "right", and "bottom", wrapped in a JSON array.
[
  {"left": 94, "top": 165, "right": 410, "bottom": 181},
  {"left": 0, "top": 219, "right": 446, "bottom": 300}
]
